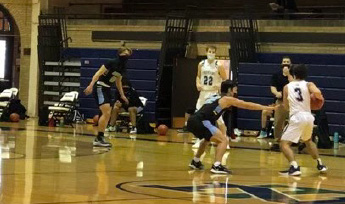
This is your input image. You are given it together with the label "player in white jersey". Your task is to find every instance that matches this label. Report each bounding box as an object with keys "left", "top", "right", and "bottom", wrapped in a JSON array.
[
  {"left": 196, "top": 46, "right": 226, "bottom": 109},
  {"left": 279, "top": 64, "right": 327, "bottom": 176},
  {"left": 193, "top": 45, "right": 227, "bottom": 148}
]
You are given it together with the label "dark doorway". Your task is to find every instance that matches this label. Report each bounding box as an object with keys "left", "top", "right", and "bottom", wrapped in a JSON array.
[
  {"left": 0, "top": 5, "right": 20, "bottom": 91},
  {"left": 172, "top": 58, "right": 200, "bottom": 118}
]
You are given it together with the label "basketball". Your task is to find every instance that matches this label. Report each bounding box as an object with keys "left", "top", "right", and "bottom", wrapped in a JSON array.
[
  {"left": 157, "top": 124, "right": 168, "bottom": 136},
  {"left": 310, "top": 93, "right": 324, "bottom": 110},
  {"left": 10, "top": 113, "right": 20, "bottom": 122},
  {"left": 93, "top": 115, "right": 99, "bottom": 125}
]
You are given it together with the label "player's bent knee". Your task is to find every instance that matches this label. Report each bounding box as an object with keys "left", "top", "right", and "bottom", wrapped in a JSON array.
[
  {"left": 280, "top": 141, "right": 289, "bottom": 148},
  {"left": 210, "top": 134, "right": 226, "bottom": 144}
]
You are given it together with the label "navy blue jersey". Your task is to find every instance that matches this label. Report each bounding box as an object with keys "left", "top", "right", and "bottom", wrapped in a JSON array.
[
  {"left": 195, "top": 95, "right": 227, "bottom": 122},
  {"left": 98, "top": 58, "right": 126, "bottom": 86}
]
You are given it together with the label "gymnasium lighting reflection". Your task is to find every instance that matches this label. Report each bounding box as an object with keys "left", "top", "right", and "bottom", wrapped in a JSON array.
[
  {"left": 136, "top": 161, "right": 144, "bottom": 177},
  {"left": 1, "top": 143, "right": 9, "bottom": 159},
  {"left": 191, "top": 172, "right": 231, "bottom": 203},
  {"left": 59, "top": 146, "right": 75, "bottom": 163}
]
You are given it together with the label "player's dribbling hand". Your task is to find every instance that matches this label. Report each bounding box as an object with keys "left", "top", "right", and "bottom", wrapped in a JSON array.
[
  {"left": 84, "top": 86, "right": 92, "bottom": 95},
  {"left": 121, "top": 95, "right": 129, "bottom": 104}
]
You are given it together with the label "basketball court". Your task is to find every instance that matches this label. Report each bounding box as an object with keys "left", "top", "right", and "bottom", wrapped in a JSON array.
[
  {"left": 0, "top": 1, "right": 345, "bottom": 203},
  {"left": 0, "top": 120, "right": 344, "bottom": 203}
]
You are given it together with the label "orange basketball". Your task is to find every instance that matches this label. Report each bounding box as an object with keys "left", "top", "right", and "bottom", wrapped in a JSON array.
[
  {"left": 310, "top": 93, "right": 324, "bottom": 110},
  {"left": 157, "top": 124, "right": 168, "bottom": 136},
  {"left": 93, "top": 115, "right": 99, "bottom": 125},
  {"left": 10, "top": 113, "right": 20, "bottom": 122}
]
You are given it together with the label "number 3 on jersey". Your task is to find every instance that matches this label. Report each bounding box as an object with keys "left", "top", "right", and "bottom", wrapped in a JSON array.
[
  {"left": 294, "top": 87, "right": 304, "bottom": 102},
  {"left": 203, "top": 76, "right": 213, "bottom": 86}
]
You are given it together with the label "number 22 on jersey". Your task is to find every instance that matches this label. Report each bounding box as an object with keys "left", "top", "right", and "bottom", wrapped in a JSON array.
[{"left": 203, "top": 76, "right": 213, "bottom": 86}]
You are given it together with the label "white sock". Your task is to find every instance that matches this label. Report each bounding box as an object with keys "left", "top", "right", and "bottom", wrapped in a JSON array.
[
  {"left": 214, "top": 161, "right": 221, "bottom": 166},
  {"left": 290, "top": 161, "right": 298, "bottom": 168},
  {"left": 193, "top": 157, "right": 200, "bottom": 162},
  {"left": 317, "top": 158, "right": 322, "bottom": 165}
]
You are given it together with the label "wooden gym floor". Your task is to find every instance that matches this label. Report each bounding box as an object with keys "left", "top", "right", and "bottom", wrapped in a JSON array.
[{"left": 0, "top": 119, "right": 344, "bottom": 204}]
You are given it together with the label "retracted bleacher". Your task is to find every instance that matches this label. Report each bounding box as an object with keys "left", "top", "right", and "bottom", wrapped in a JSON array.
[{"left": 42, "top": 60, "right": 81, "bottom": 106}]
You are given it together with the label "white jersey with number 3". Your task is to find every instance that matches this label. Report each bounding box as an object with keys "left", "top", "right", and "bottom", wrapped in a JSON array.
[
  {"left": 287, "top": 80, "right": 311, "bottom": 116},
  {"left": 200, "top": 60, "right": 222, "bottom": 91}
]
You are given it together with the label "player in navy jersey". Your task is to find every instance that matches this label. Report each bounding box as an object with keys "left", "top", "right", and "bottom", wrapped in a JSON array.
[
  {"left": 84, "top": 47, "right": 132, "bottom": 147},
  {"left": 187, "top": 81, "right": 276, "bottom": 174}
]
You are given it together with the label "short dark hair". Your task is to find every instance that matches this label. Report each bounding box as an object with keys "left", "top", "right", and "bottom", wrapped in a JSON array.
[
  {"left": 221, "top": 80, "right": 234, "bottom": 94},
  {"left": 206, "top": 45, "right": 217, "bottom": 52},
  {"left": 291, "top": 64, "right": 308, "bottom": 80}
]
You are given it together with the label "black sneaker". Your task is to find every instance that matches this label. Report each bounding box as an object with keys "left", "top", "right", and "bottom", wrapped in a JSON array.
[
  {"left": 317, "top": 162, "right": 328, "bottom": 173},
  {"left": 279, "top": 165, "right": 301, "bottom": 176},
  {"left": 189, "top": 160, "right": 204, "bottom": 170},
  {"left": 93, "top": 137, "right": 112, "bottom": 147},
  {"left": 210, "top": 164, "right": 232, "bottom": 174},
  {"left": 177, "top": 126, "right": 189, "bottom": 133}
]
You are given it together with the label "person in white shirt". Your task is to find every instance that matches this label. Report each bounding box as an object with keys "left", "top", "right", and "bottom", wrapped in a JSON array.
[{"left": 193, "top": 45, "right": 227, "bottom": 148}]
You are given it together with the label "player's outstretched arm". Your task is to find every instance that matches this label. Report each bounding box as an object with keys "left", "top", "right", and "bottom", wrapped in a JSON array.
[{"left": 223, "top": 97, "right": 276, "bottom": 111}]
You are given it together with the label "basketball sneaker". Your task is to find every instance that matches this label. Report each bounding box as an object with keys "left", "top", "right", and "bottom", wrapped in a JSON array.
[
  {"left": 130, "top": 127, "right": 137, "bottom": 134},
  {"left": 317, "top": 161, "right": 328, "bottom": 173},
  {"left": 279, "top": 165, "right": 301, "bottom": 176},
  {"left": 210, "top": 164, "right": 232, "bottom": 174},
  {"left": 189, "top": 160, "right": 204, "bottom": 170},
  {"left": 105, "top": 126, "right": 116, "bottom": 132},
  {"left": 93, "top": 137, "right": 112, "bottom": 147},
  {"left": 234, "top": 128, "right": 242, "bottom": 136},
  {"left": 257, "top": 130, "right": 267, "bottom": 139}
]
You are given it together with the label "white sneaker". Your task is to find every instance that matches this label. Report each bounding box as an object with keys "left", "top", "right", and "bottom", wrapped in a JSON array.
[
  {"left": 130, "top": 127, "right": 137, "bottom": 134},
  {"left": 234, "top": 128, "right": 242, "bottom": 136},
  {"left": 105, "top": 126, "right": 116, "bottom": 132}
]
